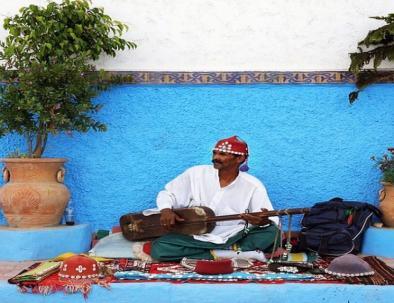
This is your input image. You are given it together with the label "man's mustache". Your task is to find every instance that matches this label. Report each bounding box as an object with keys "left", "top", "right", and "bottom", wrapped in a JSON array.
[{"left": 212, "top": 160, "right": 222, "bottom": 164}]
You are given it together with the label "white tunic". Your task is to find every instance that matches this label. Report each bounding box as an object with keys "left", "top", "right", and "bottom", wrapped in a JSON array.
[{"left": 156, "top": 165, "right": 277, "bottom": 244}]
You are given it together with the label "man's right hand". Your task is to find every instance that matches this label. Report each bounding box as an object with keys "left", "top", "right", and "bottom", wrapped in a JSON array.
[{"left": 160, "top": 208, "right": 184, "bottom": 230}]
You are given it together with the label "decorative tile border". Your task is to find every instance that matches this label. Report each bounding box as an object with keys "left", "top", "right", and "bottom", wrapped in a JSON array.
[
  {"left": 109, "top": 71, "right": 357, "bottom": 84},
  {"left": 3, "top": 70, "right": 394, "bottom": 84}
]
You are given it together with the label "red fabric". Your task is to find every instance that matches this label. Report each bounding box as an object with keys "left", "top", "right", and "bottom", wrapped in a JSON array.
[
  {"left": 195, "top": 259, "right": 233, "bottom": 275},
  {"left": 142, "top": 241, "right": 152, "bottom": 256},
  {"left": 19, "top": 272, "right": 112, "bottom": 298},
  {"left": 112, "top": 226, "right": 121, "bottom": 233},
  {"left": 213, "top": 136, "right": 248, "bottom": 156}
]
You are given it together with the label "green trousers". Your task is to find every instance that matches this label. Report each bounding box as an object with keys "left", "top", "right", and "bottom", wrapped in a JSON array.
[{"left": 151, "top": 224, "right": 279, "bottom": 261}]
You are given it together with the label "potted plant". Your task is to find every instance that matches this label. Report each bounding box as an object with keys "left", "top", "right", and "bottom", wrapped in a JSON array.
[
  {"left": 0, "top": 0, "right": 136, "bottom": 227},
  {"left": 372, "top": 148, "right": 394, "bottom": 227},
  {"left": 348, "top": 13, "right": 394, "bottom": 103}
]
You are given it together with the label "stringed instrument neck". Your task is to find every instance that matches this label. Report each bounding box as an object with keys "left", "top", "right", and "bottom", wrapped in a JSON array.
[{"left": 205, "top": 207, "right": 311, "bottom": 223}]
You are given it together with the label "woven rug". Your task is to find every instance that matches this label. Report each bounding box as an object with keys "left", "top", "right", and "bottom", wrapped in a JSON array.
[
  {"left": 342, "top": 256, "right": 394, "bottom": 285},
  {"left": 113, "top": 258, "right": 337, "bottom": 283},
  {"left": 9, "top": 256, "right": 394, "bottom": 297}
]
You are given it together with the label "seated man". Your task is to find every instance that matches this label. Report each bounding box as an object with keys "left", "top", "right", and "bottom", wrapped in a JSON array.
[{"left": 150, "top": 136, "right": 279, "bottom": 261}]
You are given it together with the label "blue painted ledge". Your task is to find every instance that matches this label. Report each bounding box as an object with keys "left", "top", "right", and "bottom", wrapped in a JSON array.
[
  {"left": 362, "top": 227, "right": 394, "bottom": 258},
  {"left": 0, "top": 282, "right": 393, "bottom": 303},
  {"left": 0, "top": 224, "right": 92, "bottom": 261}
]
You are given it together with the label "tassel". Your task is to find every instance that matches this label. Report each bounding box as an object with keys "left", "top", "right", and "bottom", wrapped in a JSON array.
[
  {"left": 97, "top": 278, "right": 111, "bottom": 289},
  {"left": 80, "top": 283, "right": 91, "bottom": 299},
  {"left": 239, "top": 159, "right": 249, "bottom": 172},
  {"left": 18, "top": 285, "right": 29, "bottom": 293},
  {"left": 38, "top": 285, "right": 52, "bottom": 295}
]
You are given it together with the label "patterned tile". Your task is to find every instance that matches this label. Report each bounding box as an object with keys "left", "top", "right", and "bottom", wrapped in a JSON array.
[{"left": 108, "top": 71, "right": 358, "bottom": 84}]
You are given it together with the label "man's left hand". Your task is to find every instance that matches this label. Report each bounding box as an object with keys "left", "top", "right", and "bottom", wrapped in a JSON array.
[{"left": 240, "top": 208, "right": 271, "bottom": 226}]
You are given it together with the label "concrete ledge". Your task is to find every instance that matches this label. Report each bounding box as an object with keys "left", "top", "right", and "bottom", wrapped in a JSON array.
[
  {"left": 0, "top": 224, "right": 91, "bottom": 261},
  {"left": 0, "top": 281, "right": 393, "bottom": 303},
  {"left": 362, "top": 226, "right": 394, "bottom": 258}
]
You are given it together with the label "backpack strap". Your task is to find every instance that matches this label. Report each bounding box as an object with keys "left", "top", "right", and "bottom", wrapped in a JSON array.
[
  {"left": 366, "top": 204, "right": 382, "bottom": 219},
  {"left": 352, "top": 211, "right": 375, "bottom": 241}
]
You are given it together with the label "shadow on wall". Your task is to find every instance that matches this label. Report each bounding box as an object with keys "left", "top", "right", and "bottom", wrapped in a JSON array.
[{"left": 0, "top": 84, "right": 393, "bottom": 230}]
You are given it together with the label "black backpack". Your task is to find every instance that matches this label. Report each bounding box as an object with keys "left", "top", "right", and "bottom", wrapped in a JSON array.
[{"left": 298, "top": 197, "right": 381, "bottom": 256}]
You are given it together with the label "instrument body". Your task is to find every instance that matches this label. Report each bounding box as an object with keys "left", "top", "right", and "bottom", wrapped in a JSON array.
[
  {"left": 120, "top": 206, "right": 216, "bottom": 241},
  {"left": 120, "top": 206, "right": 310, "bottom": 241}
]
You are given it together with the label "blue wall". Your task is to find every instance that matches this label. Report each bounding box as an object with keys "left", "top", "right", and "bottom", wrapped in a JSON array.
[{"left": 0, "top": 84, "right": 393, "bottom": 230}]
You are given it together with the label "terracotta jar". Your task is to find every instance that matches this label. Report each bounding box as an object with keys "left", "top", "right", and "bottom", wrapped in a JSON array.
[
  {"left": 379, "top": 182, "right": 394, "bottom": 227},
  {"left": 0, "top": 158, "right": 70, "bottom": 227}
]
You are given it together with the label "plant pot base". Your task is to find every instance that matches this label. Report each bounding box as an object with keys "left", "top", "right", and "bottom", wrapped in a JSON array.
[{"left": 4, "top": 214, "right": 66, "bottom": 228}]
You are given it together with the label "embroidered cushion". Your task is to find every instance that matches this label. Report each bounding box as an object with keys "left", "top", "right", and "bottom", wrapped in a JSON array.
[{"left": 89, "top": 233, "right": 136, "bottom": 258}]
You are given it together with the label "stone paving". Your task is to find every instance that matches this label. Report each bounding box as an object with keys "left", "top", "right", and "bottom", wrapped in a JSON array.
[{"left": 0, "top": 261, "right": 35, "bottom": 281}]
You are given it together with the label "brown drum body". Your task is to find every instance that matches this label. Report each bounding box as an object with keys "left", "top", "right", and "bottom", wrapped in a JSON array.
[{"left": 120, "top": 206, "right": 216, "bottom": 241}]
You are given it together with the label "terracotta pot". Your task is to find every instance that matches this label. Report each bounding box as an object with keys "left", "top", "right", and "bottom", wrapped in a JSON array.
[
  {"left": 379, "top": 182, "right": 394, "bottom": 227},
  {"left": 0, "top": 158, "right": 70, "bottom": 227}
]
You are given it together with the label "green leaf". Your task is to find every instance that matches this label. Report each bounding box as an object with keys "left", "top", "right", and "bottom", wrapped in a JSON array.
[
  {"left": 348, "top": 13, "right": 394, "bottom": 101},
  {"left": 348, "top": 91, "right": 359, "bottom": 104},
  {"left": 0, "top": 0, "right": 136, "bottom": 157}
]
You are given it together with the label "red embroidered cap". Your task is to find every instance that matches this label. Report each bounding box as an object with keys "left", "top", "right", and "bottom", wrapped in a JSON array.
[
  {"left": 59, "top": 255, "right": 99, "bottom": 280},
  {"left": 195, "top": 259, "right": 234, "bottom": 275},
  {"left": 213, "top": 136, "right": 248, "bottom": 156}
]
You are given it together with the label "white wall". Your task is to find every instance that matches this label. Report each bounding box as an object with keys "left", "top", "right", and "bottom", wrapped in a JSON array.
[{"left": 0, "top": 0, "right": 393, "bottom": 71}]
